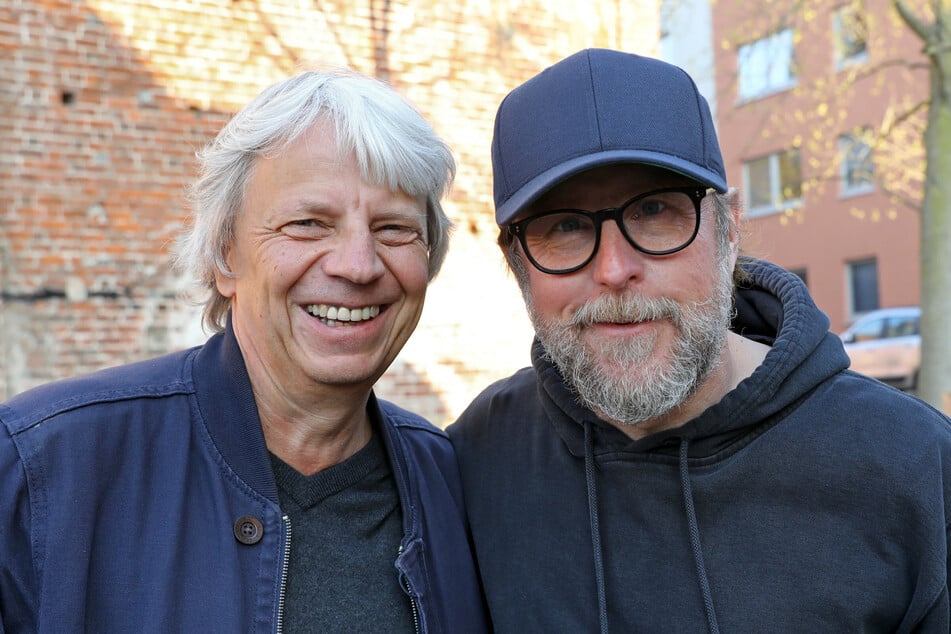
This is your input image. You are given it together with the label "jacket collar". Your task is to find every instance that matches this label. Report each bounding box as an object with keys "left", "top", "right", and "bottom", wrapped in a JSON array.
[
  {"left": 191, "top": 316, "right": 279, "bottom": 503},
  {"left": 189, "top": 315, "right": 413, "bottom": 511}
]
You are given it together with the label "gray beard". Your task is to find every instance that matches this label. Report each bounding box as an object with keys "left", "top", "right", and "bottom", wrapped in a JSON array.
[{"left": 529, "top": 261, "right": 735, "bottom": 427}]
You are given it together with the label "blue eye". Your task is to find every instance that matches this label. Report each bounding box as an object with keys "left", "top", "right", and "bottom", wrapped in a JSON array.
[
  {"left": 282, "top": 218, "right": 332, "bottom": 239},
  {"left": 551, "top": 217, "right": 585, "bottom": 233},
  {"left": 377, "top": 225, "right": 425, "bottom": 246},
  {"left": 633, "top": 199, "right": 669, "bottom": 218}
]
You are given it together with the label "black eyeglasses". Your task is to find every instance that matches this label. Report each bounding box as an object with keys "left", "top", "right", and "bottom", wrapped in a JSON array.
[{"left": 507, "top": 186, "right": 707, "bottom": 275}]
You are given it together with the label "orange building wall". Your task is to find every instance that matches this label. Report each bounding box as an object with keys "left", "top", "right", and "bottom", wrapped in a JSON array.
[{"left": 711, "top": 0, "right": 927, "bottom": 332}]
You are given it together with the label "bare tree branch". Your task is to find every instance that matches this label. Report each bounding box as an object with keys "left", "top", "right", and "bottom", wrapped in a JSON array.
[
  {"left": 894, "top": 0, "right": 932, "bottom": 43},
  {"left": 881, "top": 98, "right": 931, "bottom": 133}
]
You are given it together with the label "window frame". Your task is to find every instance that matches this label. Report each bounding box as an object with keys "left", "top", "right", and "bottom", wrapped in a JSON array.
[
  {"left": 833, "top": 3, "right": 869, "bottom": 70},
  {"left": 742, "top": 148, "right": 804, "bottom": 217},
  {"left": 846, "top": 258, "right": 880, "bottom": 318},
  {"left": 838, "top": 130, "right": 875, "bottom": 197},
  {"left": 737, "top": 28, "right": 798, "bottom": 102}
]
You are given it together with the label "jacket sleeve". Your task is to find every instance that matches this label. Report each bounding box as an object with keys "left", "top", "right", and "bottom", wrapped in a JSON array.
[{"left": 0, "top": 419, "right": 38, "bottom": 633}]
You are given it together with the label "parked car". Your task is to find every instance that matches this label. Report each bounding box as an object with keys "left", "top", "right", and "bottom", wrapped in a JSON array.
[{"left": 840, "top": 306, "right": 920, "bottom": 391}]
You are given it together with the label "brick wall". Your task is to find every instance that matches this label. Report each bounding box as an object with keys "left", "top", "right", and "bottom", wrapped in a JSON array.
[{"left": 0, "top": 0, "right": 658, "bottom": 426}]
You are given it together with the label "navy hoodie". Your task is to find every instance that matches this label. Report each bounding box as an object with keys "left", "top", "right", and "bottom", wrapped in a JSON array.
[{"left": 449, "top": 258, "right": 951, "bottom": 633}]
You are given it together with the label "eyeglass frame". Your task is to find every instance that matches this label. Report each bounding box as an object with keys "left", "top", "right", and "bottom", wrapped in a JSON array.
[{"left": 505, "top": 185, "right": 709, "bottom": 275}]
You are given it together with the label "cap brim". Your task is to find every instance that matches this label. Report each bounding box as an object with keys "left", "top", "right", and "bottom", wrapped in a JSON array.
[{"left": 495, "top": 149, "right": 729, "bottom": 225}]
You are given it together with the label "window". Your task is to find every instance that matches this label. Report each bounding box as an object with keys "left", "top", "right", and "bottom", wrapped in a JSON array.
[
  {"left": 885, "top": 314, "right": 918, "bottom": 338},
  {"left": 850, "top": 315, "right": 885, "bottom": 342},
  {"left": 834, "top": 3, "right": 868, "bottom": 68},
  {"left": 848, "top": 311, "right": 917, "bottom": 342},
  {"left": 743, "top": 148, "right": 803, "bottom": 215},
  {"left": 839, "top": 131, "right": 874, "bottom": 195},
  {"left": 847, "top": 258, "right": 879, "bottom": 316},
  {"left": 737, "top": 29, "right": 797, "bottom": 101}
]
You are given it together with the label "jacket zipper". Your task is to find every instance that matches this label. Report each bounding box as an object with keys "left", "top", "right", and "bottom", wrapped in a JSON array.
[
  {"left": 398, "top": 545, "right": 421, "bottom": 634},
  {"left": 276, "top": 514, "right": 292, "bottom": 634}
]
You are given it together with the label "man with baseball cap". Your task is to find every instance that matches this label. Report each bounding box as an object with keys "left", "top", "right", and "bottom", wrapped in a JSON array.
[{"left": 448, "top": 48, "right": 951, "bottom": 632}]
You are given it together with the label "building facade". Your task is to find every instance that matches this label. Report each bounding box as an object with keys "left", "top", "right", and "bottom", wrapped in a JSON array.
[
  {"left": 0, "top": 0, "right": 659, "bottom": 426},
  {"left": 710, "top": 0, "right": 927, "bottom": 332}
]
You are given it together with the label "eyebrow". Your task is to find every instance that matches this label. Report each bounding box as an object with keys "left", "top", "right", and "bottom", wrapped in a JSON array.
[{"left": 280, "top": 199, "right": 427, "bottom": 221}]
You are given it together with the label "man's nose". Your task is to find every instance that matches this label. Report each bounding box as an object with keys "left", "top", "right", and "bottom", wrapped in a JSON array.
[
  {"left": 589, "top": 220, "right": 645, "bottom": 288},
  {"left": 320, "top": 226, "right": 386, "bottom": 284}
]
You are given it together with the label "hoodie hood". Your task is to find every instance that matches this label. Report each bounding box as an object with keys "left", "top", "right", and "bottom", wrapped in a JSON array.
[{"left": 532, "top": 256, "right": 851, "bottom": 458}]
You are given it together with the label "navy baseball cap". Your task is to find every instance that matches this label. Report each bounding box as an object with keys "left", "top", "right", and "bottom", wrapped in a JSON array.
[{"left": 492, "top": 48, "right": 727, "bottom": 226}]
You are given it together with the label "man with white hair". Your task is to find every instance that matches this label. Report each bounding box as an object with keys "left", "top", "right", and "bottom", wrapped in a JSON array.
[{"left": 0, "top": 69, "right": 488, "bottom": 633}]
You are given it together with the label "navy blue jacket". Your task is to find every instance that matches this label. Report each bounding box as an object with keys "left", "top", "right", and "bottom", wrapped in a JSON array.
[
  {"left": 450, "top": 258, "right": 951, "bottom": 632},
  {"left": 0, "top": 324, "right": 488, "bottom": 633}
]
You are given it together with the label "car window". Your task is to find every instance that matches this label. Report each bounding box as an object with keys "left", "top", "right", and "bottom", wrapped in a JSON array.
[
  {"left": 851, "top": 317, "right": 885, "bottom": 342},
  {"left": 885, "top": 316, "right": 918, "bottom": 338}
]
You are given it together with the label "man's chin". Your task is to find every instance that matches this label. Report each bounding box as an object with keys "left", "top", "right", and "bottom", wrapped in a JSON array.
[
  {"left": 589, "top": 339, "right": 663, "bottom": 372},
  {"left": 595, "top": 364, "right": 656, "bottom": 391}
]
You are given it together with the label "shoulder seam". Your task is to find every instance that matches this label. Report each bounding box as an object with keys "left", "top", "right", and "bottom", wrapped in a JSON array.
[{"left": 1, "top": 381, "right": 194, "bottom": 436}]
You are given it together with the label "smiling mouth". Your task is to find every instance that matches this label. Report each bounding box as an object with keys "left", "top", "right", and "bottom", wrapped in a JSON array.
[{"left": 305, "top": 303, "right": 381, "bottom": 327}]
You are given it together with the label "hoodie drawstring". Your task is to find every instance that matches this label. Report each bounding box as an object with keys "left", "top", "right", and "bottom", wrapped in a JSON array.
[
  {"left": 583, "top": 426, "right": 720, "bottom": 634},
  {"left": 679, "top": 438, "right": 720, "bottom": 634},
  {"left": 583, "top": 421, "right": 609, "bottom": 634}
]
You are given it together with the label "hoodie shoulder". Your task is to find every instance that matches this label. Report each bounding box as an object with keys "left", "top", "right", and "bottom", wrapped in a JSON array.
[{"left": 447, "top": 367, "right": 537, "bottom": 440}]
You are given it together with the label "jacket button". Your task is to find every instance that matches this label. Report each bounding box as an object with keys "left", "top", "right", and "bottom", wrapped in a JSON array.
[{"left": 233, "top": 515, "right": 264, "bottom": 545}]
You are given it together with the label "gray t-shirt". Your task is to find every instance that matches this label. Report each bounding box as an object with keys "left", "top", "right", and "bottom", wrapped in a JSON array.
[{"left": 270, "top": 432, "right": 415, "bottom": 632}]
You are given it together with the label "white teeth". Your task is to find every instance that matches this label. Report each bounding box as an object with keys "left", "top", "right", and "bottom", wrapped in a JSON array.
[{"left": 306, "top": 304, "right": 381, "bottom": 325}]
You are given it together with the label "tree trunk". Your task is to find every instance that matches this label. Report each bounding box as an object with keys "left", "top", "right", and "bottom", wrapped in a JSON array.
[{"left": 917, "top": 20, "right": 951, "bottom": 413}]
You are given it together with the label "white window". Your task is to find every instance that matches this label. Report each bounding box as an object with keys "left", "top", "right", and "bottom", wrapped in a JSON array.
[
  {"left": 737, "top": 29, "right": 797, "bottom": 101},
  {"left": 839, "top": 131, "right": 874, "bottom": 195},
  {"left": 743, "top": 148, "right": 803, "bottom": 216},
  {"left": 834, "top": 3, "right": 868, "bottom": 69}
]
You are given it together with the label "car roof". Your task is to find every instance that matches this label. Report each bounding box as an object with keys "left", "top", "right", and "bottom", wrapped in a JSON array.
[
  {"left": 859, "top": 306, "right": 920, "bottom": 317},
  {"left": 843, "top": 306, "right": 919, "bottom": 332}
]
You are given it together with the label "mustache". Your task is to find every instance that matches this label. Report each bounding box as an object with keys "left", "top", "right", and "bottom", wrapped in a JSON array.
[{"left": 567, "top": 293, "right": 684, "bottom": 328}]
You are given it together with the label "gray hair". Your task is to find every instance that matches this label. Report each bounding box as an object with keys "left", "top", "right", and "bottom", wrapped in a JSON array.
[{"left": 175, "top": 68, "right": 456, "bottom": 332}]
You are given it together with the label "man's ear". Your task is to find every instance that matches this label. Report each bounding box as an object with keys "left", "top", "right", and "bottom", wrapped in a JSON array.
[
  {"left": 724, "top": 187, "right": 743, "bottom": 258},
  {"left": 214, "top": 246, "right": 237, "bottom": 298}
]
